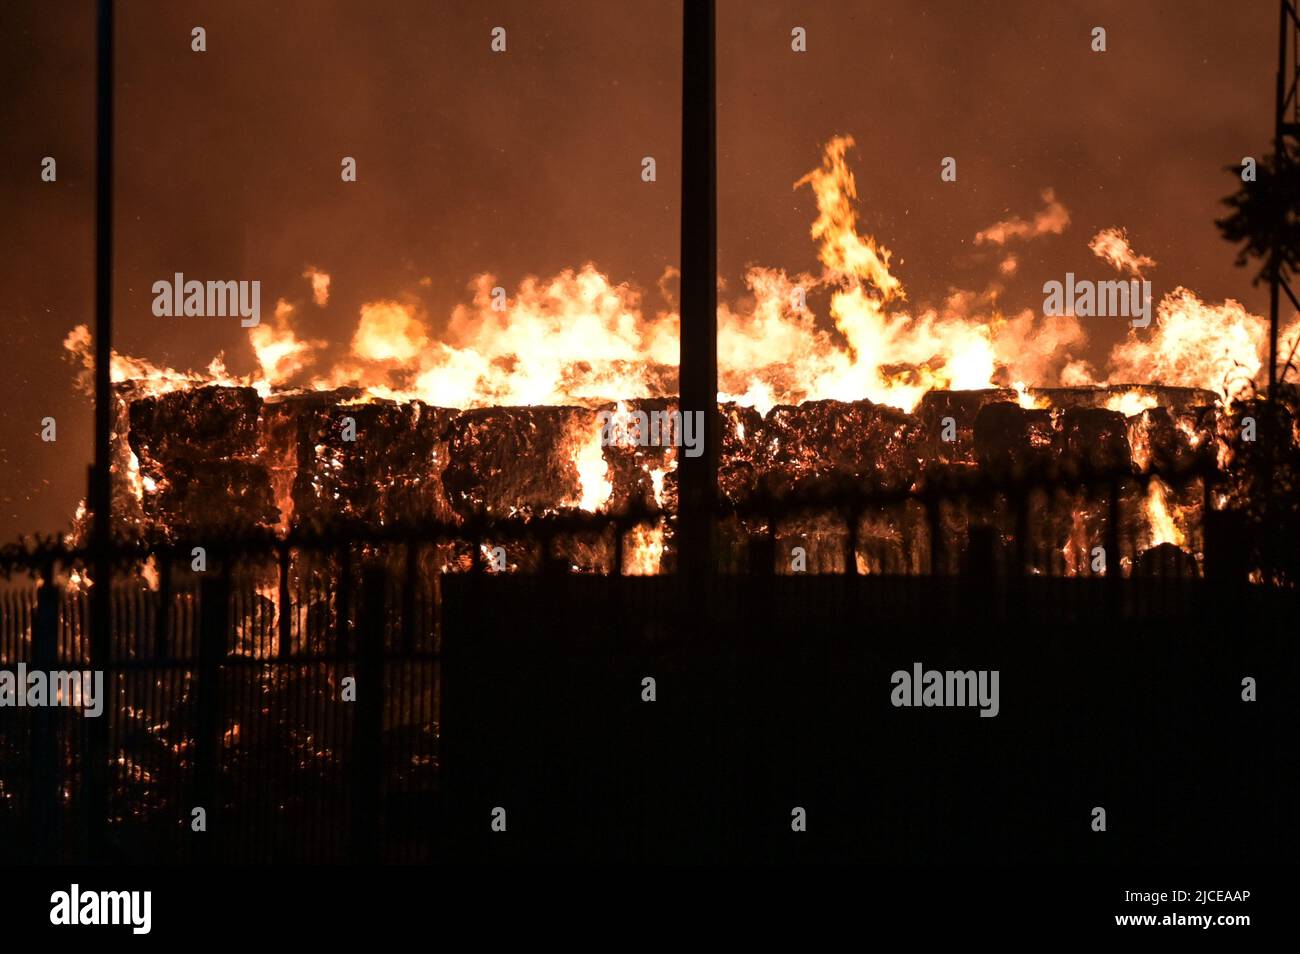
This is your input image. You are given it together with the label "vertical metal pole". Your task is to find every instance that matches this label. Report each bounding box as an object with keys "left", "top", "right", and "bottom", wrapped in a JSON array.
[
  {"left": 1263, "top": 0, "right": 1296, "bottom": 580},
  {"left": 927, "top": 495, "right": 943, "bottom": 576},
  {"left": 195, "top": 570, "right": 229, "bottom": 863},
  {"left": 677, "top": 0, "right": 719, "bottom": 582},
  {"left": 278, "top": 544, "right": 292, "bottom": 658},
  {"left": 402, "top": 541, "right": 418, "bottom": 653},
  {"left": 32, "top": 563, "right": 62, "bottom": 861},
  {"left": 353, "top": 568, "right": 386, "bottom": 862},
  {"left": 1270, "top": 0, "right": 1288, "bottom": 399},
  {"left": 85, "top": 0, "right": 115, "bottom": 863},
  {"left": 154, "top": 553, "right": 171, "bottom": 662},
  {"left": 613, "top": 520, "right": 626, "bottom": 576},
  {"left": 1106, "top": 479, "right": 1123, "bottom": 616}
]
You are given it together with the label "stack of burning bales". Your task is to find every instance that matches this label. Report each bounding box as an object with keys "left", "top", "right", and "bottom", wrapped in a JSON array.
[{"left": 108, "top": 380, "right": 1290, "bottom": 579}]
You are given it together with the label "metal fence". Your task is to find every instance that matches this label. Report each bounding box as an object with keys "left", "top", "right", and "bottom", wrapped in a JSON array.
[
  {"left": 0, "top": 460, "right": 1291, "bottom": 863},
  {"left": 1, "top": 545, "right": 440, "bottom": 863}
]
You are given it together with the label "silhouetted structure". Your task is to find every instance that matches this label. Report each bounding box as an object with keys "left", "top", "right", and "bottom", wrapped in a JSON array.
[
  {"left": 1271, "top": 0, "right": 1300, "bottom": 392},
  {"left": 677, "top": 0, "right": 719, "bottom": 581},
  {"left": 86, "top": 0, "right": 114, "bottom": 863}
]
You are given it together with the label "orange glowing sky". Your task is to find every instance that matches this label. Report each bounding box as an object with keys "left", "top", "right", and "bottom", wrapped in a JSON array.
[{"left": 0, "top": 0, "right": 1289, "bottom": 539}]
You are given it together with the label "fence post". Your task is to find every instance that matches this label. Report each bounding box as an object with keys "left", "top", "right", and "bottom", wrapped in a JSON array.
[
  {"left": 402, "top": 542, "right": 417, "bottom": 653},
  {"left": 154, "top": 553, "right": 171, "bottom": 663},
  {"left": 613, "top": 520, "right": 626, "bottom": 577},
  {"left": 844, "top": 506, "right": 861, "bottom": 576},
  {"left": 194, "top": 565, "right": 229, "bottom": 863},
  {"left": 1013, "top": 487, "right": 1029, "bottom": 577},
  {"left": 750, "top": 509, "right": 777, "bottom": 575},
  {"left": 1105, "top": 478, "right": 1123, "bottom": 618},
  {"left": 352, "top": 567, "right": 386, "bottom": 862},
  {"left": 31, "top": 563, "right": 61, "bottom": 861},
  {"left": 927, "top": 493, "right": 943, "bottom": 576},
  {"left": 337, "top": 545, "right": 353, "bottom": 655},
  {"left": 278, "top": 543, "right": 292, "bottom": 659}
]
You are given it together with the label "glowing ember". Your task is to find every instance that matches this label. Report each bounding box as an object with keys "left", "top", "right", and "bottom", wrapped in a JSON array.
[{"left": 1105, "top": 389, "right": 1159, "bottom": 417}]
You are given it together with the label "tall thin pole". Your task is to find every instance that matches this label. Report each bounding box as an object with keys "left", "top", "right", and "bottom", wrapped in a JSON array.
[
  {"left": 86, "top": 0, "right": 114, "bottom": 862},
  {"left": 1270, "top": 0, "right": 1287, "bottom": 397},
  {"left": 93, "top": 4, "right": 113, "bottom": 541},
  {"left": 677, "top": 0, "right": 718, "bottom": 581}
]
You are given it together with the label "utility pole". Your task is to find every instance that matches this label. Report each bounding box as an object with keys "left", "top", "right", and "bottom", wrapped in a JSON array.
[
  {"left": 86, "top": 0, "right": 114, "bottom": 862},
  {"left": 677, "top": 0, "right": 718, "bottom": 582}
]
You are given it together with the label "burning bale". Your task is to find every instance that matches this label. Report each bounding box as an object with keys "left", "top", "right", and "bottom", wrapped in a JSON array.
[
  {"left": 279, "top": 392, "right": 460, "bottom": 528},
  {"left": 600, "top": 398, "right": 679, "bottom": 514},
  {"left": 1058, "top": 406, "right": 1131, "bottom": 474},
  {"left": 442, "top": 405, "right": 598, "bottom": 518},
  {"left": 128, "top": 385, "right": 278, "bottom": 537},
  {"left": 1128, "top": 407, "right": 1193, "bottom": 474},
  {"left": 974, "top": 403, "right": 1055, "bottom": 478},
  {"left": 755, "top": 398, "right": 922, "bottom": 573},
  {"left": 762, "top": 398, "right": 921, "bottom": 495},
  {"left": 718, "top": 402, "right": 766, "bottom": 504},
  {"left": 917, "top": 389, "right": 1017, "bottom": 467},
  {"left": 854, "top": 503, "right": 930, "bottom": 575}
]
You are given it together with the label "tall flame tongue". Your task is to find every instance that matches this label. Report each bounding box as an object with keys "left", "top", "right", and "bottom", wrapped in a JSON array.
[
  {"left": 1146, "top": 478, "right": 1187, "bottom": 549},
  {"left": 719, "top": 134, "right": 1004, "bottom": 413}
]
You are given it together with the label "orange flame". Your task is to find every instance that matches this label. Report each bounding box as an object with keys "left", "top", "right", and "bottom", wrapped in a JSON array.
[
  {"left": 1145, "top": 478, "right": 1186, "bottom": 549},
  {"left": 1089, "top": 227, "right": 1156, "bottom": 277}
]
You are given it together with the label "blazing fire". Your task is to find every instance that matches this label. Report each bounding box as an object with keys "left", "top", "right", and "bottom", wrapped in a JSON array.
[
  {"left": 60, "top": 136, "right": 1300, "bottom": 574},
  {"left": 66, "top": 136, "right": 1295, "bottom": 414}
]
